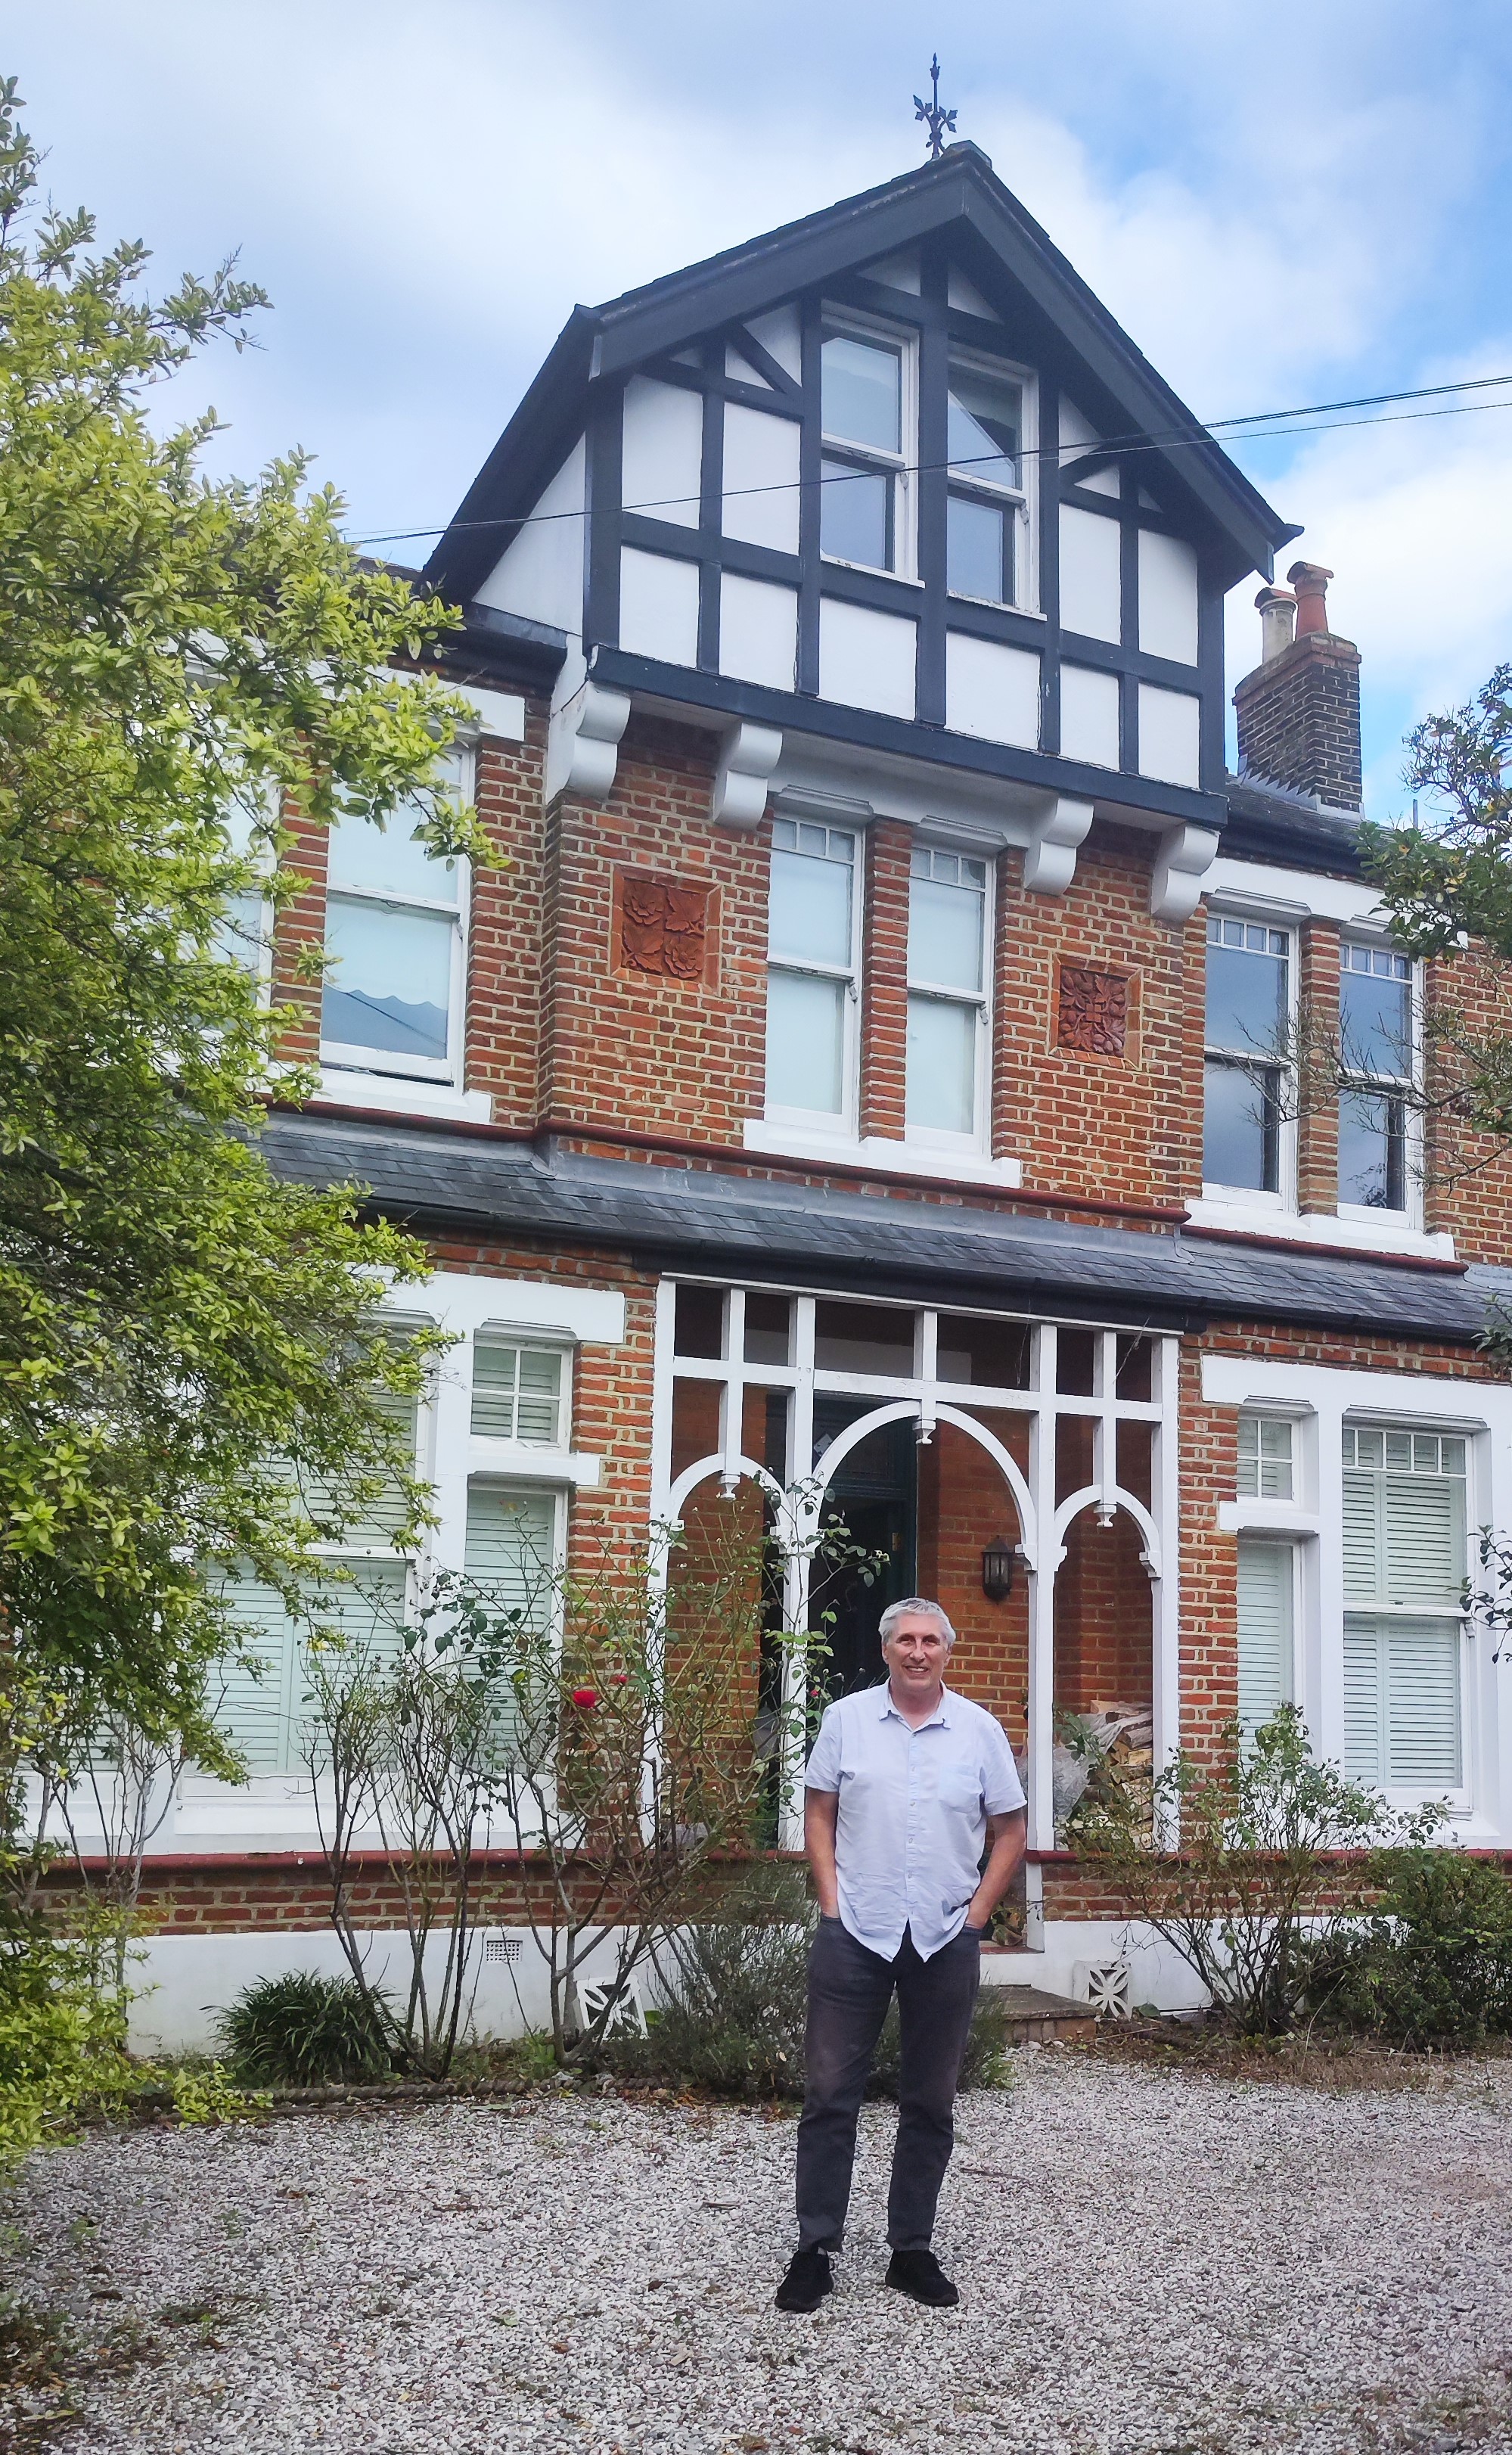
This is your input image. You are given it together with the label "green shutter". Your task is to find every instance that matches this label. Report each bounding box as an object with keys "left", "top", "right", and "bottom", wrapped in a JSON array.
[
  {"left": 464, "top": 1486, "right": 556, "bottom": 1615},
  {"left": 1383, "top": 1474, "right": 1464, "bottom": 1608},
  {"left": 216, "top": 1558, "right": 409, "bottom": 1775},
  {"left": 1343, "top": 1614, "right": 1462, "bottom": 1788},
  {"left": 1342, "top": 1470, "right": 1380, "bottom": 1604},
  {"left": 1343, "top": 1617, "right": 1381, "bottom": 1782},
  {"left": 1237, "top": 1540, "right": 1293, "bottom": 1735}
]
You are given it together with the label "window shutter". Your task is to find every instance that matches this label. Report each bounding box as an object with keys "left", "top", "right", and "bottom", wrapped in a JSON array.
[
  {"left": 472, "top": 1343, "right": 565, "bottom": 1445},
  {"left": 1343, "top": 1617, "right": 1382, "bottom": 1782},
  {"left": 464, "top": 1487, "right": 556, "bottom": 1616},
  {"left": 1383, "top": 1474, "right": 1463, "bottom": 1608},
  {"left": 1342, "top": 1470, "right": 1381, "bottom": 1604},
  {"left": 1236, "top": 1540, "right": 1292, "bottom": 1733},
  {"left": 1383, "top": 1618, "right": 1461, "bottom": 1785},
  {"left": 216, "top": 1577, "right": 300, "bottom": 1774}
]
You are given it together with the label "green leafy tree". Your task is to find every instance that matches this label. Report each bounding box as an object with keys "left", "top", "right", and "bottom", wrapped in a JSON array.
[
  {"left": 1363, "top": 667, "right": 1512, "bottom": 1192},
  {"left": 0, "top": 75, "right": 483, "bottom": 1776}
]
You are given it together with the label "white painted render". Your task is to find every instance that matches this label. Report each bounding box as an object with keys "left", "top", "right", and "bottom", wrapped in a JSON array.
[
  {"left": 719, "top": 573, "right": 798, "bottom": 691},
  {"left": 722, "top": 402, "right": 802, "bottom": 552},
  {"left": 945, "top": 630, "right": 1041, "bottom": 748},
  {"left": 619, "top": 546, "right": 700, "bottom": 667},
  {"left": 1138, "top": 682, "right": 1202, "bottom": 788},
  {"left": 744, "top": 304, "right": 803, "bottom": 383},
  {"left": 946, "top": 266, "right": 1001, "bottom": 320},
  {"left": 866, "top": 248, "right": 921, "bottom": 293},
  {"left": 1138, "top": 529, "right": 1200, "bottom": 666},
  {"left": 1058, "top": 663, "right": 1121, "bottom": 768},
  {"left": 620, "top": 374, "right": 702, "bottom": 527},
  {"left": 1059, "top": 399, "right": 1119, "bottom": 497},
  {"left": 726, "top": 341, "right": 771, "bottom": 387},
  {"left": 1058, "top": 504, "right": 1122, "bottom": 640},
  {"left": 474, "top": 438, "right": 585, "bottom": 639},
  {"left": 818, "top": 597, "right": 917, "bottom": 719}
]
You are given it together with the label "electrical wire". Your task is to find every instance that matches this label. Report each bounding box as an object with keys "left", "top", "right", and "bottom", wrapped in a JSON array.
[{"left": 347, "top": 370, "right": 1512, "bottom": 549}]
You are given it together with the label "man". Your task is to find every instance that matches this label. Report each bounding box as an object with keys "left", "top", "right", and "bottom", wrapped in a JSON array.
[{"left": 775, "top": 1597, "right": 1027, "bottom": 2315}]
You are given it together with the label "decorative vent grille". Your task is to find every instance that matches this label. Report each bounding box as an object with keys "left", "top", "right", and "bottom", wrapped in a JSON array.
[
  {"left": 481, "top": 1935, "right": 523, "bottom": 1964},
  {"left": 569, "top": 1976, "right": 647, "bottom": 2040},
  {"left": 1073, "top": 1959, "right": 1132, "bottom": 2019}
]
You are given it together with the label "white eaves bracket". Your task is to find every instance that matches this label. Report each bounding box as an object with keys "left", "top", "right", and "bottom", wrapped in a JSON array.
[
  {"left": 712, "top": 723, "right": 784, "bottom": 829},
  {"left": 545, "top": 677, "right": 631, "bottom": 806},
  {"left": 1150, "top": 822, "right": 1221, "bottom": 924},
  {"left": 1023, "top": 795, "right": 1094, "bottom": 895}
]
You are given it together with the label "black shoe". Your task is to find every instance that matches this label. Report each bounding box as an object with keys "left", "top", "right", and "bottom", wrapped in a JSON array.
[
  {"left": 775, "top": 2247, "right": 833, "bottom": 2313},
  {"left": 885, "top": 2248, "right": 959, "bottom": 2307}
]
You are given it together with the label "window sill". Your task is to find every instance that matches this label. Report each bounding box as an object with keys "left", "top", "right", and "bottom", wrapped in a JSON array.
[
  {"left": 744, "top": 1118, "right": 1022, "bottom": 1189},
  {"left": 468, "top": 1438, "right": 601, "bottom": 1488},
  {"left": 946, "top": 590, "right": 1044, "bottom": 621},
  {"left": 1217, "top": 1500, "right": 1320, "bottom": 1536},
  {"left": 315, "top": 1067, "right": 495, "bottom": 1125},
  {"left": 1188, "top": 1196, "right": 1456, "bottom": 1262}
]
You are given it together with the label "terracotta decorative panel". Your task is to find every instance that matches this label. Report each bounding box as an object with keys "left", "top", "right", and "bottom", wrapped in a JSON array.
[
  {"left": 616, "top": 872, "right": 712, "bottom": 980},
  {"left": 1057, "top": 965, "right": 1130, "bottom": 1057}
]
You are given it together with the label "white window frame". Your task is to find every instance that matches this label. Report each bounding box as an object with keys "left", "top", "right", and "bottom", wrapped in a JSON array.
[
  {"left": 764, "top": 816, "right": 865, "bottom": 1137},
  {"left": 818, "top": 309, "right": 918, "bottom": 582},
  {"left": 1337, "top": 940, "right": 1421, "bottom": 1229},
  {"left": 320, "top": 738, "right": 474, "bottom": 1088},
  {"left": 1237, "top": 1412, "right": 1296, "bottom": 1502},
  {"left": 470, "top": 1327, "right": 575, "bottom": 1452},
  {"left": 905, "top": 841, "right": 994, "bottom": 1156},
  {"left": 1201, "top": 911, "right": 1298, "bottom": 1212},
  {"left": 944, "top": 345, "right": 1039, "bottom": 616}
]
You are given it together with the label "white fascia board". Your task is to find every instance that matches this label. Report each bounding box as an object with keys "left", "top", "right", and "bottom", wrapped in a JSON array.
[
  {"left": 393, "top": 1266, "right": 626, "bottom": 1347},
  {"left": 1206, "top": 856, "right": 1392, "bottom": 931}
]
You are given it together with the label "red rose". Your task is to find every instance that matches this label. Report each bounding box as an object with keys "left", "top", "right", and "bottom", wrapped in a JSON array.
[{"left": 571, "top": 1687, "right": 598, "bottom": 1709}]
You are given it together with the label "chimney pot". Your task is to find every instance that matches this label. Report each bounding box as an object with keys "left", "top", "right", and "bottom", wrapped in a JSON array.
[
  {"left": 1255, "top": 584, "right": 1298, "bottom": 665},
  {"left": 1287, "top": 560, "right": 1334, "bottom": 637}
]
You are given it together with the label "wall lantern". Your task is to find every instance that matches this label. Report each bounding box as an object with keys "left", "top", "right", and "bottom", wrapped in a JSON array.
[{"left": 980, "top": 1534, "right": 1018, "bottom": 1605}]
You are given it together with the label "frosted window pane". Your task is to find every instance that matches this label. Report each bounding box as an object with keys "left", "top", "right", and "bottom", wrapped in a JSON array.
[
  {"left": 909, "top": 876, "right": 983, "bottom": 993},
  {"left": 768, "top": 971, "right": 845, "bottom": 1114},
  {"left": 768, "top": 847, "right": 852, "bottom": 967},
  {"left": 323, "top": 899, "right": 453, "bottom": 1062},
  {"left": 906, "top": 995, "right": 976, "bottom": 1136}
]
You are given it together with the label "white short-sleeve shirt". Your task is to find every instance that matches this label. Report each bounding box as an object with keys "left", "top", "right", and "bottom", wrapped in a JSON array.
[{"left": 804, "top": 1683, "right": 1026, "bottom": 1960}]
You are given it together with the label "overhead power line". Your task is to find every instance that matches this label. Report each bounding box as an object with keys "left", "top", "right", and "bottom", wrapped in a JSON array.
[{"left": 348, "top": 369, "right": 1512, "bottom": 549}]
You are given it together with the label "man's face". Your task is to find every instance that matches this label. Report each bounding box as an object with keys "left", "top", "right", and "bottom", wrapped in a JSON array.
[{"left": 882, "top": 1614, "right": 952, "bottom": 1696}]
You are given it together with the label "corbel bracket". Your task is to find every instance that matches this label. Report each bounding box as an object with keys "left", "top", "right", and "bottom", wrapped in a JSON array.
[
  {"left": 1023, "top": 795, "right": 1094, "bottom": 896},
  {"left": 1150, "top": 822, "right": 1221, "bottom": 924},
  {"left": 545, "top": 678, "right": 631, "bottom": 807},
  {"left": 712, "top": 722, "right": 784, "bottom": 830}
]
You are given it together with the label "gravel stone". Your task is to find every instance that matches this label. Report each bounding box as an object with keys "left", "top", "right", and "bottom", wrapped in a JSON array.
[{"left": 5, "top": 2051, "right": 1512, "bottom": 2453}]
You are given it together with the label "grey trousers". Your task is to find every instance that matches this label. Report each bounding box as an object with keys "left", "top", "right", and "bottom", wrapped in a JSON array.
[{"left": 795, "top": 1916, "right": 982, "bottom": 2255}]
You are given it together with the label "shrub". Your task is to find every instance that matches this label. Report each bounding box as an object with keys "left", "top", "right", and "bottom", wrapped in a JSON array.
[
  {"left": 216, "top": 1972, "right": 393, "bottom": 2087},
  {"left": 0, "top": 1908, "right": 137, "bottom": 2164},
  {"left": 611, "top": 1866, "right": 813, "bottom": 2097},
  {"left": 1305, "top": 1851, "right": 1512, "bottom": 2046},
  {"left": 1070, "top": 1707, "right": 1442, "bottom": 2037}
]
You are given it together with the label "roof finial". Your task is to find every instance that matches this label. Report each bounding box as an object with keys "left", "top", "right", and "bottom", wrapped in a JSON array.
[{"left": 914, "top": 54, "right": 958, "bottom": 160}]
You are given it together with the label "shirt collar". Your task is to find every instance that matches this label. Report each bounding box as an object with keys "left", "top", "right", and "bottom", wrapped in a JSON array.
[{"left": 878, "top": 1680, "right": 952, "bottom": 1729}]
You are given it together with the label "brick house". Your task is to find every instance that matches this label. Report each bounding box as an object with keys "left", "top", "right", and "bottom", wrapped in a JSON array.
[{"left": 104, "top": 144, "right": 1512, "bottom": 2035}]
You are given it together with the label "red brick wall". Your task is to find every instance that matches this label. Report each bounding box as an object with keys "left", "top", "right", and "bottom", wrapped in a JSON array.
[
  {"left": 859, "top": 820, "right": 910, "bottom": 1140},
  {"left": 1298, "top": 918, "right": 1341, "bottom": 1214},
  {"left": 993, "top": 825, "right": 1203, "bottom": 1205}
]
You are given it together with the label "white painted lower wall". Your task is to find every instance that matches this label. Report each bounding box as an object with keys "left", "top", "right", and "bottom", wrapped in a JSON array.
[{"left": 128, "top": 1915, "right": 1210, "bottom": 2056}]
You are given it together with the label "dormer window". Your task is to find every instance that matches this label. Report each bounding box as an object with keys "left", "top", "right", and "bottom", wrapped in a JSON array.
[
  {"left": 945, "top": 359, "right": 1027, "bottom": 608},
  {"left": 821, "top": 325, "right": 911, "bottom": 574}
]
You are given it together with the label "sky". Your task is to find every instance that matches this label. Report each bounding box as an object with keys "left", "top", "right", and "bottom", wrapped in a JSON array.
[{"left": 11, "top": 0, "right": 1512, "bottom": 809}]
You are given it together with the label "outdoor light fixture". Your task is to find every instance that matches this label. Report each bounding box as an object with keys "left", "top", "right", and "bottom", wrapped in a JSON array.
[{"left": 980, "top": 1534, "right": 1017, "bottom": 1604}]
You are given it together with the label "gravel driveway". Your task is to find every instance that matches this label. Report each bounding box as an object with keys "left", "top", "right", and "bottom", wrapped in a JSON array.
[{"left": 5, "top": 2048, "right": 1511, "bottom": 2454}]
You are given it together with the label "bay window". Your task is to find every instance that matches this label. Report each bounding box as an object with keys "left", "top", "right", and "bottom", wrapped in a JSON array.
[
  {"left": 1339, "top": 943, "right": 1414, "bottom": 1214},
  {"left": 1203, "top": 918, "right": 1291, "bottom": 1196},
  {"left": 906, "top": 846, "right": 990, "bottom": 1143},
  {"left": 765, "top": 816, "right": 860, "bottom": 1127},
  {"left": 321, "top": 747, "right": 470, "bottom": 1082},
  {"left": 820, "top": 326, "right": 910, "bottom": 573},
  {"left": 1342, "top": 1426, "right": 1467, "bottom": 1791}
]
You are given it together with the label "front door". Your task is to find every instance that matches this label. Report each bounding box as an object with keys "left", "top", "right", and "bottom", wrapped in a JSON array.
[{"left": 809, "top": 1400, "right": 917, "bottom": 1695}]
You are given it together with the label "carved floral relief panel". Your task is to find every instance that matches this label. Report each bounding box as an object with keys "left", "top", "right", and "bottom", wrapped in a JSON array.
[
  {"left": 614, "top": 870, "right": 716, "bottom": 983},
  {"left": 1057, "top": 964, "right": 1132, "bottom": 1058}
]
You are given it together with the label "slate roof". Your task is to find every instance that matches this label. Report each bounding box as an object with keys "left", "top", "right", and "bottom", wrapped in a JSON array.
[
  {"left": 1222, "top": 775, "right": 1366, "bottom": 876},
  {"left": 262, "top": 1111, "right": 1499, "bottom": 1347}
]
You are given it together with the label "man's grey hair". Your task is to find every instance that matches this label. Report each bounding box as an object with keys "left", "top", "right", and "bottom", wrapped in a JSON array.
[{"left": 878, "top": 1596, "right": 956, "bottom": 1647}]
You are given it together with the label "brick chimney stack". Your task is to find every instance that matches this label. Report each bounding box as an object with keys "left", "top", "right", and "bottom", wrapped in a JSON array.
[{"left": 1232, "top": 559, "right": 1362, "bottom": 811}]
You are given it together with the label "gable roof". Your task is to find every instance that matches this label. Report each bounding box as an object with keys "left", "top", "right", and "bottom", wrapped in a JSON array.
[{"left": 426, "top": 143, "right": 1295, "bottom": 606}]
